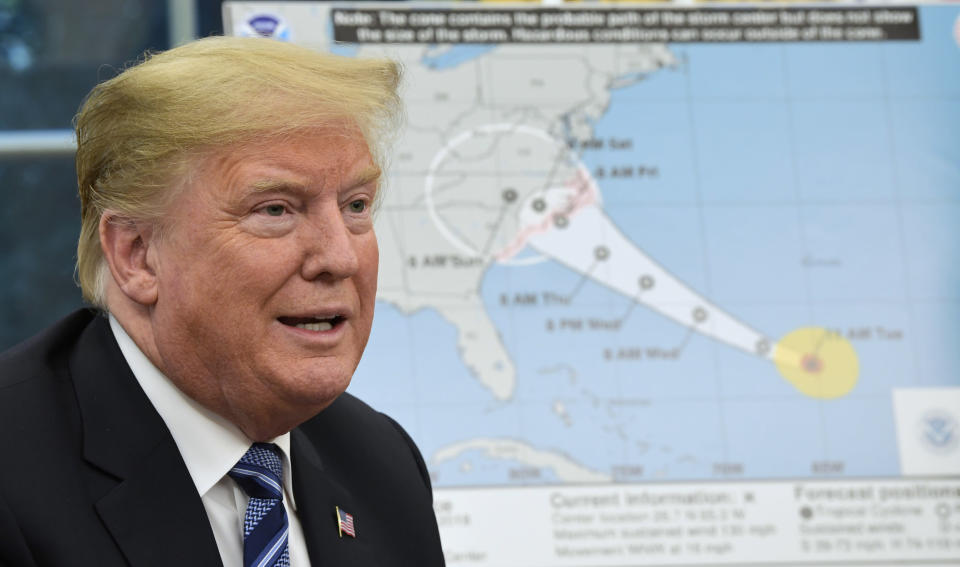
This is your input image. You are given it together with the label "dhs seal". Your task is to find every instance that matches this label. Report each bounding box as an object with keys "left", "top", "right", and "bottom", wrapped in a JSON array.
[{"left": 919, "top": 409, "right": 958, "bottom": 454}]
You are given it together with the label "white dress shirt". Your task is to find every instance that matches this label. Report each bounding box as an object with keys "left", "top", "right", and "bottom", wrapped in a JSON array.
[{"left": 109, "top": 316, "right": 312, "bottom": 567}]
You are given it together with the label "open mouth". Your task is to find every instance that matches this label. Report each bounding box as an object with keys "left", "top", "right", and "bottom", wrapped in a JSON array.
[{"left": 277, "top": 315, "right": 345, "bottom": 332}]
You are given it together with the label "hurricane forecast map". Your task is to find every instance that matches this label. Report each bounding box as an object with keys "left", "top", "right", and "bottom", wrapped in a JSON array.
[{"left": 226, "top": 3, "right": 960, "bottom": 565}]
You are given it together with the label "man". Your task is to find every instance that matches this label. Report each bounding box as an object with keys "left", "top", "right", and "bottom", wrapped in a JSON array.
[{"left": 0, "top": 36, "right": 444, "bottom": 566}]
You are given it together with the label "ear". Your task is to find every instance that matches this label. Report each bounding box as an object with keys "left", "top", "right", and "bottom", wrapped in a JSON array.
[{"left": 99, "top": 212, "right": 159, "bottom": 306}]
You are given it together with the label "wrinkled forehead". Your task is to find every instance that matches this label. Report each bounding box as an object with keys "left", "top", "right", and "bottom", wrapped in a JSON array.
[
  {"left": 188, "top": 121, "right": 368, "bottom": 169},
  {"left": 172, "top": 126, "right": 380, "bottom": 201}
]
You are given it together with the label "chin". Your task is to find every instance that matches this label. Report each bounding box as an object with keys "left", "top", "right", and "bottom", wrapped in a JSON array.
[{"left": 279, "top": 366, "right": 354, "bottom": 405}]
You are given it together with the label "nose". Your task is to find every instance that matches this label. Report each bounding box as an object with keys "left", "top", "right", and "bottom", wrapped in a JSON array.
[{"left": 299, "top": 205, "right": 361, "bottom": 282}]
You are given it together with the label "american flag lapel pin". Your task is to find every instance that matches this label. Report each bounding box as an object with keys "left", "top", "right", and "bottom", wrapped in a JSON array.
[{"left": 336, "top": 506, "right": 357, "bottom": 538}]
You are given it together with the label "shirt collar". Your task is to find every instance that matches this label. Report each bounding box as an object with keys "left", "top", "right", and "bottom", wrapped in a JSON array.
[{"left": 108, "top": 315, "right": 297, "bottom": 509}]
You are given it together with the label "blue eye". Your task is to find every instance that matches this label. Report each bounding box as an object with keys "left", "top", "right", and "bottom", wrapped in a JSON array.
[
  {"left": 349, "top": 200, "right": 366, "bottom": 213},
  {"left": 264, "top": 204, "right": 286, "bottom": 216}
]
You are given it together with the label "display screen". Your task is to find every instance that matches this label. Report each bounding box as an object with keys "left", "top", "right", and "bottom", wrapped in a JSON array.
[{"left": 224, "top": 3, "right": 960, "bottom": 565}]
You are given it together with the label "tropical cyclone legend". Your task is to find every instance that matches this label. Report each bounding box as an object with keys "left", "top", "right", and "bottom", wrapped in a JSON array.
[{"left": 437, "top": 480, "right": 960, "bottom": 566}]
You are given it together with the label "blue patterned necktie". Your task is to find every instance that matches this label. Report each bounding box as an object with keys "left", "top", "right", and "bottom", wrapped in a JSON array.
[{"left": 228, "top": 443, "right": 290, "bottom": 567}]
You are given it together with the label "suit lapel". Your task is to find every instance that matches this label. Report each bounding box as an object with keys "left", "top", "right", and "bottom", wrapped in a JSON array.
[
  {"left": 291, "top": 427, "right": 374, "bottom": 566},
  {"left": 70, "top": 314, "right": 223, "bottom": 567},
  {"left": 94, "top": 437, "right": 224, "bottom": 567}
]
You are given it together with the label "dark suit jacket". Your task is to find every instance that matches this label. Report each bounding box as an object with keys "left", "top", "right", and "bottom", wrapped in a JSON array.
[{"left": 0, "top": 309, "right": 444, "bottom": 566}]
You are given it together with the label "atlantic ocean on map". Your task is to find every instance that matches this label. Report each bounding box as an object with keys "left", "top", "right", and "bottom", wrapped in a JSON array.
[
  {"left": 334, "top": 5, "right": 960, "bottom": 490},
  {"left": 226, "top": 3, "right": 960, "bottom": 488}
]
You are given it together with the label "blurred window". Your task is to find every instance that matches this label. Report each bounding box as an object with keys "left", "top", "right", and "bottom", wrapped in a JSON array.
[{"left": 0, "top": 0, "right": 170, "bottom": 350}]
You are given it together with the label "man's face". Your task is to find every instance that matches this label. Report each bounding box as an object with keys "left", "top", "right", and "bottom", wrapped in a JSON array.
[{"left": 147, "top": 129, "right": 380, "bottom": 432}]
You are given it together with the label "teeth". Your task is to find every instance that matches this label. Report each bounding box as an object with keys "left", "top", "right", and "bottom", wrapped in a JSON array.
[{"left": 296, "top": 321, "right": 333, "bottom": 332}]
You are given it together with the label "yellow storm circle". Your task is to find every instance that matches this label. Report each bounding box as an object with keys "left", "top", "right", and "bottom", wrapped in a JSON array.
[{"left": 773, "top": 327, "right": 859, "bottom": 399}]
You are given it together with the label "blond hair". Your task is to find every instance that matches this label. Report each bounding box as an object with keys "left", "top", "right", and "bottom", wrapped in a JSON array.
[{"left": 74, "top": 36, "right": 402, "bottom": 308}]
